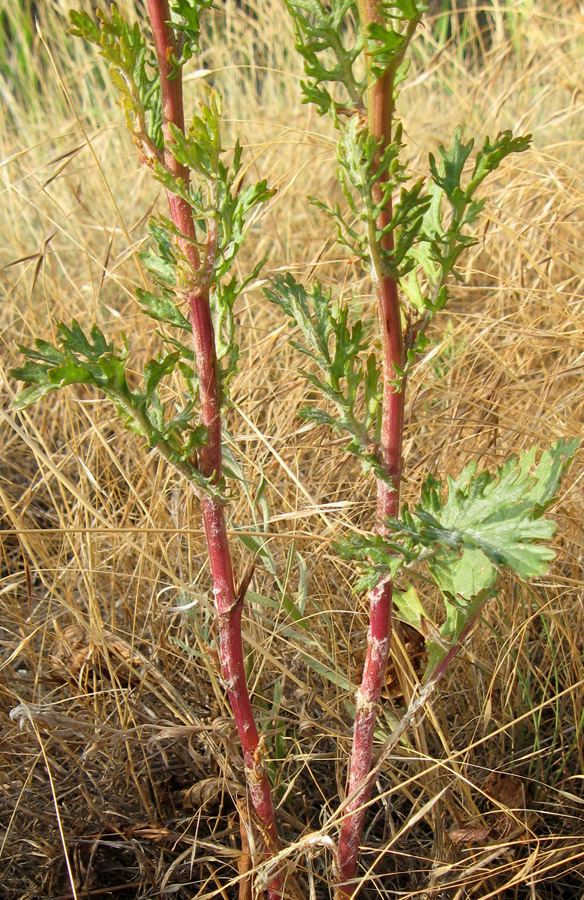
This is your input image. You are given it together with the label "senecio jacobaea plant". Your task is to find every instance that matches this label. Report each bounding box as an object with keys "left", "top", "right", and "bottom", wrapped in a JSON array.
[
  {"left": 10, "top": 1, "right": 282, "bottom": 896},
  {"left": 267, "top": 0, "right": 579, "bottom": 896},
  {"left": 9, "top": 0, "right": 579, "bottom": 898}
]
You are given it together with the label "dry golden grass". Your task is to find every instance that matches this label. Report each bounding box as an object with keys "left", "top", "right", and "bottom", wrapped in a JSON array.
[{"left": 1, "top": 0, "right": 583, "bottom": 898}]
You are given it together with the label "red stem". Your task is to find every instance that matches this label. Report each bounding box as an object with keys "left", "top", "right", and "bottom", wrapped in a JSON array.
[
  {"left": 336, "top": 8, "right": 405, "bottom": 897},
  {"left": 146, "top": 0, "right": 199, "bottom": 271},
  {"left": 145, "top": 2, "right": 280, "bottom": 893}
]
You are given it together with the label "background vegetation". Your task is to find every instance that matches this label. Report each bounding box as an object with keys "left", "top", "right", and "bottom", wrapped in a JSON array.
[{"left": 1, "top": 0, "right": 583, "bottom": 897}]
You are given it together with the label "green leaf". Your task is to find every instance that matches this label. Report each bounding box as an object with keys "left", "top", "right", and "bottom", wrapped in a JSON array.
[
  {"left": 393, "top": 583, "right": 433, "bottom": 632},
  {"left": 70, "top": 5, "right": 163, "bottom": 153},
  {"left": 285, "top": 0, "right": 365, "bottom": 117},
  {"left": 523, "top": 438, "right": 580, "bottom": 508},
  {"left": 466, "top": 130, "right": 532, "bottom": 198},
  {"left": 216, "top": 179, "right": 275, "bottom": 278},
  {"left": 300, "top": 79, "right": 334, "bottom": 115},
  {"left": 141, "top": 218, "right": 179, "bottom": 285},
  {"left": 396, "top": 125, "right": 531, "bottom": 337},
  {"left": 10, "top": 358, "right": 94, "bottom": 410},
  {"left": 58, "top": 320, "right": 113, "bottom": 361},
  {"left": 143, "top": 352, "right": 181, "bottom": 399},
  {"left": 366, "top": 22, "right": 405, "bottom": 79},
  {"left": 13, "top": 338, "right": 64, "bottom": 367},
  {"left": 333, "top": 116, "right": 431, "bottom": 280},
  {"left": 429, "top": 126, "right": 474, "bottom": 205},
  {"left": 333, "top": 440, "right": 577, "bottom": 642},
  {"left": 335, "top": 532, "right": 404, "bottom": 593},
  {"left": 396, "top": 440, "right": 580, "bottom": 583},
  {"left": 265, "top": 273, "right": 383, "bottom": 473},
  {"left": 298, "top": 406, "right": 340, "bottom": 429},
  {"left": 10, "top": 318, "right": 221, "bottom": 494},
  {"left": 265, "top": 274, "right": 334, "bottom": 371},
  {"left": 10, "top": 322, "right": 122, "bottom": 410},
  {"left": 429, "top": 546, "right": 496, "bottom": 599},
  {"left": 168, "top": 0, "right": 213, "bottom": 68},
  {"left": 168, "top": 89, "right": 222, "bottom": 178},
  {"left": 137, "top": 289, "right": 192, "bottom": 331},
  {"left": 69, "top": 9, "right": 101, "bottom": 43},
  {"left": 175, "top": 421, "right": 207, "bottom": 455},
  {"left": 363, "top": 1, "right": 425, "bottom": 80}
]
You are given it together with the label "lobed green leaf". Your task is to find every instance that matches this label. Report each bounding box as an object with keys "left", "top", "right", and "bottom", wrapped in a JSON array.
[
  {"left": 70, "top": 5, "right": 163, "bottom": 153},
  {"left": 285, "top": 0, "right": 364, "bottom": 117},
  {"left": 408, "top": 439, "right": 580, "bottom": 580}
]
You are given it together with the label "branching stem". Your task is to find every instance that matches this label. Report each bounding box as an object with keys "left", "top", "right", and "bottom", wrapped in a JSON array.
[{"left": 335, "top": 4, "right": 408, "bottom": 896}]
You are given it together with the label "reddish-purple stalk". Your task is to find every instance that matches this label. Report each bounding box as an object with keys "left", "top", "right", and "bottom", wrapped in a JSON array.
[
  {"left": 145, "top": 2, "right": 281, "bottom": 894},
  {"left": 335, "top": 3, "right": 407, "bottom": 896}
]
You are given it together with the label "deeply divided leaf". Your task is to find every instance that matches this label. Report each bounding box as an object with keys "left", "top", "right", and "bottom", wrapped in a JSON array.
[
  {"left": 9, "top": 319, "right": 221, "bottom": 498},
  {"left": 70, "top": 5, "right": 163, "bottom": 153},
  {"left": 406, "top": 440, "right": 580, "bottom": 581},
  {"left": 265, "top": 274, "right": 385, "bottom": 475}
]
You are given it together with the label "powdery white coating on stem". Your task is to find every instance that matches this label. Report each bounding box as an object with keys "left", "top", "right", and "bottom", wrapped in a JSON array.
[
  {"left": 347, "top": 705, "right": 376, "bottom": 787},
  {"left": 369, "top": 255, "right": 382, "bottom": 293},
  {"left": 212, "top": 576, "right": 231, "bottom": 606},
  {"left": 221, "top": 670, "right": 240, "bottom": 692},
  {"left": 203, "top": 500, "right": 224, "bottom": 540},
  {"left": 367, "top": 634, "right": 389, "bottom": 667},
  {"left": 337, "top": 572, "right": 394, "bottom": 893},
  {"left": 246, "top": 763, "right": 268, "bottom": 789},
  {"left": 340, "top": 823, "right": 360, "bottom": 858},
  {"left": 368, "top": 574, "right": 392, "bottom": 606},
  {"left": 354, "top": 689, "right": 377, "bottom": 716}
]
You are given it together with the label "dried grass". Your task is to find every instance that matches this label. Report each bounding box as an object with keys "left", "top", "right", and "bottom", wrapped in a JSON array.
[{"left": 1, "top": 0, "right": 583, "bottom": 898}]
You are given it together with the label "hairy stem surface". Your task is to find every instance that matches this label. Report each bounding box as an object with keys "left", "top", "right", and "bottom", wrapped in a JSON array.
[{"left": 145, "top": 2, "right": 280, "bottom": 892}]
